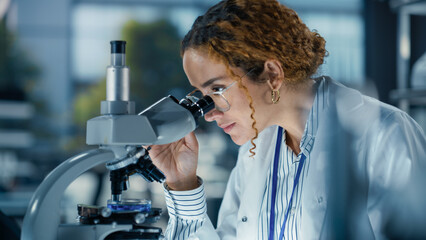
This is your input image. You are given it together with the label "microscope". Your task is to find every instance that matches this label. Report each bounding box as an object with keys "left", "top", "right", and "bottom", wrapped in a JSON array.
[{"left": 21, "top": 41, "right": 214, "bottom": 240}]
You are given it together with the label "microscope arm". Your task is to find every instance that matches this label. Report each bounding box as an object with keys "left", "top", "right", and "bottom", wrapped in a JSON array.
[{"left": 21, "top": 149, "right": 115, "bottom": 240}]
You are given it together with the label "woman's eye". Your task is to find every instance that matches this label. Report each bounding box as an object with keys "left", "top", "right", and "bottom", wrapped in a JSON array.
[{"left": 211, "top": 86, "right": 225, "bottom": 93}]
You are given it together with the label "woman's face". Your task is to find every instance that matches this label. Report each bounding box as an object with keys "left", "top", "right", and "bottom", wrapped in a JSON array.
[{"left": 182, "top": 49, "right": 272, "bottom": 145}]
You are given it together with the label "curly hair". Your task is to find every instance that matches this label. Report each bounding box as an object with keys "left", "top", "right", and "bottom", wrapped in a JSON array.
[{"left": 181, "top": 0, "right": 327, "bottom": 156}]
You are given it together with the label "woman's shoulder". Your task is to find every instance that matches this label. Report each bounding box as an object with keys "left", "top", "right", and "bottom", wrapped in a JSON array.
[{"left": 323, "top": 76, "right": 419, "bottom": 136}]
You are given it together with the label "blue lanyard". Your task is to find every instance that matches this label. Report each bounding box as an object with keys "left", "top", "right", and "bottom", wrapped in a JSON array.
[{"left": 268, "top": 127, "right": 306, "bottom": 240}]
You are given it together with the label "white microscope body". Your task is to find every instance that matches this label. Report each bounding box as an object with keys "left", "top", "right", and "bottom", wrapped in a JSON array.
[{"left": 21, "top": 41, "right": 214, "bottom": 240}]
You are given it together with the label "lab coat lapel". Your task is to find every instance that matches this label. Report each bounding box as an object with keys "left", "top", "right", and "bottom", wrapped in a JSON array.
[
  {"left": 237, "top": 126, "right": 278, "bottom": 239},
  {"left": 308, "top": 78, "right": 366, "bottom": 238}
]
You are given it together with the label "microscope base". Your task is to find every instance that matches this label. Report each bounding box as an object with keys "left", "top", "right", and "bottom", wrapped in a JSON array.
[{"left": 58, "top": 223, "right": 163, "bottom": 240}]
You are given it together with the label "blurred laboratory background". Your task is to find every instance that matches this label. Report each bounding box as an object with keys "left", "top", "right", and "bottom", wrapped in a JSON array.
[{"left": 0, "top": 0, "right": 425, "bottom": 238}]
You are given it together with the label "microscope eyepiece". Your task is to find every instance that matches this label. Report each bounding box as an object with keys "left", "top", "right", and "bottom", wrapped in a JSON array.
[
  {"left": 110, "top": 40, "right": 126, "bottom": 54},
  {"left": 179, "top": 95, "right": 214, "bottom": 118}
]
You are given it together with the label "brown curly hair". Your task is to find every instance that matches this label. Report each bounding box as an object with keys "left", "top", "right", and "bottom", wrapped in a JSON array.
[{"left": 181, "top": 0, "right": 327, "bottom": 156}]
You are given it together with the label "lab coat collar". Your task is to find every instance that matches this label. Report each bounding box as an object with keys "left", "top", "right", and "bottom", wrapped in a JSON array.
[{"left": 299, "top": 76, "right": 329, "bottom": 157}]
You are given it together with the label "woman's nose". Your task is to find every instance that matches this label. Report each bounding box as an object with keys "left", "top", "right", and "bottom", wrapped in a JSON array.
[{"left": 204, "top": 108, "right": 222, "bottom": 122}]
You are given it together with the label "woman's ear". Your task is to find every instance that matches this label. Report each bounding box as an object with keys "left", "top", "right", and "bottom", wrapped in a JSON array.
[{"left": 263, "top": 59, "right": 284, "bottom": 91}]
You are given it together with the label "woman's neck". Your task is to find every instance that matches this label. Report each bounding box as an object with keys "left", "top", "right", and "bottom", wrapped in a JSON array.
[{"left": 271, "top": 80, "right": 317, "bottom": 154}]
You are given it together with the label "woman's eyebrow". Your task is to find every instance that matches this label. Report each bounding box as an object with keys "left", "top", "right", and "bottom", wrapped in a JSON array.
[{"left": 201, "top": 76, "right": 225, "bottom": 88}]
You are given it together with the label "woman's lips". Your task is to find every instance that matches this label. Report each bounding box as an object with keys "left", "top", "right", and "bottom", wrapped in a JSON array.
[{"left": 222, "top": 123, "right": 236, "bottom": 134}]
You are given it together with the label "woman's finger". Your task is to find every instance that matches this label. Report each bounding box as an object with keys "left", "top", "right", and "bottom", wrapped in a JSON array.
[{"left": 183, "top": 132, "right": 199, "bottom": 152}]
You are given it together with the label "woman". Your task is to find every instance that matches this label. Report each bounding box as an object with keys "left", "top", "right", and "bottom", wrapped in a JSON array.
[{"left": 149, "top": 0, "right": 426, "bottom": 239}]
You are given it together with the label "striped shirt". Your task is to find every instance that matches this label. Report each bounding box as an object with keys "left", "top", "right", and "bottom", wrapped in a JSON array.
[
  {"left": 163, "top": 178, "right": 207, "bottom": 240},
  {"left": 163, "top": 78, "right": 327, "bottom": 239}
]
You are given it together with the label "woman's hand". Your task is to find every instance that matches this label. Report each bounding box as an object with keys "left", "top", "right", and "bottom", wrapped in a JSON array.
[{"left": 148, "top": 132, "right": 199, "bottom": 191}]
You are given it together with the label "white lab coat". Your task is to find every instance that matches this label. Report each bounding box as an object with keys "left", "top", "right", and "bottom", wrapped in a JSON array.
[{"left": 172, "top": 77, "right": 426, "bottom": 240}]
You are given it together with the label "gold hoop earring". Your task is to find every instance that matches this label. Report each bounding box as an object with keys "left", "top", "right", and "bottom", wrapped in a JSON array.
[{"left": 271, "top": 90, "right": 280, "bottom": 104}]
